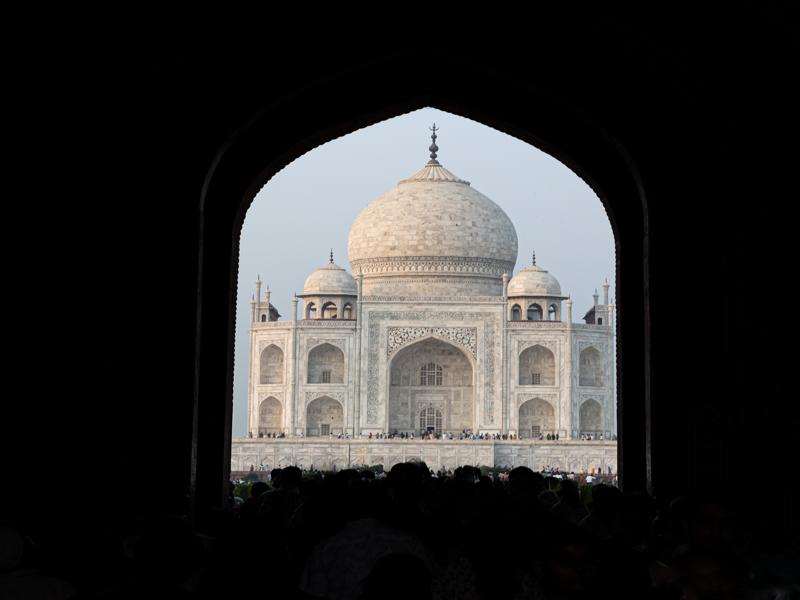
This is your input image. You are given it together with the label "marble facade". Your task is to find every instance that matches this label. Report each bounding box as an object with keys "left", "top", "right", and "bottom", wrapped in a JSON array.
[{"left": 236, "top": 140, "right": 617, "bottom": 471}]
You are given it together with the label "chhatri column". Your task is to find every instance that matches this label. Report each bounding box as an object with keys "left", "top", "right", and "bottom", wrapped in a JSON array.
[{"left": 564, "top": 297, "right": 573, "bottom": 439}]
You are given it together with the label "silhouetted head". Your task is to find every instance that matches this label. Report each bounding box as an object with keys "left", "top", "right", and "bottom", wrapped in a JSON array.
[
  {"left": 557, "top": 478, "right": 581, "bottom": 506},
  {"left": 250, "top": 481, "right": 269, "bottom": 498},
  {"left": 281, "top": 466, "right": 302, "bottom": 488},
  {"left": 508, "top": 466, "right": 544, "bottom": 496},
  {"left": 387, "top": 462, "right": 426, "bottom": 506},
  {"left": 454, "top": 465, "right": 479, "bottom": 484},
  {"left": 270, "top": 468, "right": 282, "bottom": 487}
]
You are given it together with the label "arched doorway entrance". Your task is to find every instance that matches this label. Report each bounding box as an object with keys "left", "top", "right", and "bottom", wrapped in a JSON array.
[{"left": 388, "top": 337, "right": 474, "bottom": 435}]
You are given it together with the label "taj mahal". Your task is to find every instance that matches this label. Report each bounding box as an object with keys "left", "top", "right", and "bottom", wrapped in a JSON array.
[{"left": 231, "top": 127, "right": 617, "bottom": 473}]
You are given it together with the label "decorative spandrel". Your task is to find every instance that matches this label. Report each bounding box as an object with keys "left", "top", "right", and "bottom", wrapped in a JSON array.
[{"left": 387, "top": 326, "right": 477, "bottom": 359}]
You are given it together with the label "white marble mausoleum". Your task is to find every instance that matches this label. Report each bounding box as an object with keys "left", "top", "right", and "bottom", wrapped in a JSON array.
[{"left": 232, "top": 129, "right": 617, "bottom": 472}]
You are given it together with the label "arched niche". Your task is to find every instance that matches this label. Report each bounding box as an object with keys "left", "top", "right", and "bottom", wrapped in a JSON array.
[
  {"left": 259, "top": 344, "right": 284, "bottom": 384},
  {"left": 307, "top": 343, "right": 345, "bottom": 384},
  {"left": 305, "top": 396, "right": 343, "bottom": 436},
  {"left": 258, "top": 396, "right": 282, "bottom": 433},
  {"left": 579, "top": 398, "right": 603, "bottom": 434},
  {"left": 518, "top": 398, "right": 555, "bottom": 438},
  {"left": 518, "top": 344, "right": 556, "bottom": 385},
  {"left": 579, "top": 346, "right": 603, "bottom": 387}
]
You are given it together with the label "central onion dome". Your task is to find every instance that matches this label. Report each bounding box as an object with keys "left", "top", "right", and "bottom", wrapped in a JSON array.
[{"left": 348, "top": 126, "right": 518, "bottom": 296}]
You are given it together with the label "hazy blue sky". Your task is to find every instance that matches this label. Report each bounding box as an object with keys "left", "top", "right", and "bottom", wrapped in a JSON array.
[{"left": 233, "top": 108, "right": 615, "bottom": 437}]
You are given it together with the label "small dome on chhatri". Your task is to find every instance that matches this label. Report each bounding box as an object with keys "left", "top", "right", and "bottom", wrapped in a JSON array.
[
  {"left": 302, "top": 251, "right": 357, "bottom": 296},
  {"left": 508, "top": 252, "right": 563, "bottom": 297}
]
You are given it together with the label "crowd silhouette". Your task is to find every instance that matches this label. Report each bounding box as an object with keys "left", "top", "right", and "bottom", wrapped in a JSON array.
[{"left": 2, "top": 462, "right": 799, "bottom": 599}]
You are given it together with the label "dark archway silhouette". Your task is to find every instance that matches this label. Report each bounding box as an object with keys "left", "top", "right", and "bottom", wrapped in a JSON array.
[
  {"left": 193, "top": 58, "right": 649, "bottom": 515},
  {"left": 12, "top": 14, "right": 797, "bottom": 585}
]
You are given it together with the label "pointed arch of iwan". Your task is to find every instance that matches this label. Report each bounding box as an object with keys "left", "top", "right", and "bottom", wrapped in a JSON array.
[{"left": 386, "top": 336, "right": 477, "bottom": 435}]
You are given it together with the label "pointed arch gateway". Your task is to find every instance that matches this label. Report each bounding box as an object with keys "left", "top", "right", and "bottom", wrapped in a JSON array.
[{"left": 388, "top": 337, "right": 474, "bottom": 435}]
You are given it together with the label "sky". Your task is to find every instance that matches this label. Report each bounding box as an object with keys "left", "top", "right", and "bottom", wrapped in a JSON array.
[{"left": 232, "top": 108, "right": 615, "bottom": 438}]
